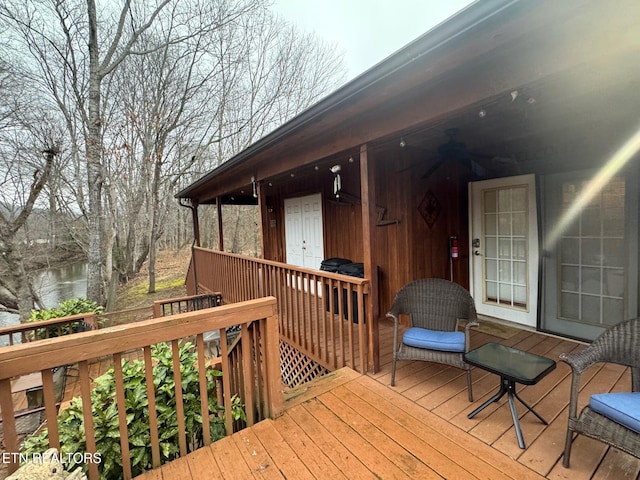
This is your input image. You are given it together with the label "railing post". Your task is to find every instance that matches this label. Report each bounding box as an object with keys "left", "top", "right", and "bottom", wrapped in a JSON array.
[
  {"left": 0, "top": 378, "right": 18, "bottom": 474},
  {"left": 264, "top": 310, "right": 283, "bottom": 418}
]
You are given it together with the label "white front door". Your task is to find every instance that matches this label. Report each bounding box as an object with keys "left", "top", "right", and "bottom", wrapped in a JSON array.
[
  {"left": 469, "top": 175, "right": 539, "bottom": 327},
  {"left": 284, "top": 193, "right": 324, "bottom": 269}
]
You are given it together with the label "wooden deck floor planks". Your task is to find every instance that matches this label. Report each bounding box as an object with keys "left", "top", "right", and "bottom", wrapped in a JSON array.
[
  {"left": 129, "top": 324, "right": 640, "bottom": 480},
  {"left": 137, "top": 368, "right": 547, "bottom": 480}
]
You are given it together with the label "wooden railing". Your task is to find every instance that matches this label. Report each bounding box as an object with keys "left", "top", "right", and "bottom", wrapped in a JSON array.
[
  {"left": 189, "top": 247, "right": 376, "bottom": 373},
  {"left": 152, "top": 293, "right": 222, "bottom": 317},
  {"left": 0, "top": 297, "right": 281, "bottom": 479},
  {"left": 0, "top": 313, "right": 98, "bottom": 347}
]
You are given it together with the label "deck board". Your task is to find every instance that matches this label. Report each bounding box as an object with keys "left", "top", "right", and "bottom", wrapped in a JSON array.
[
  {"left": 137, "top": 368, "right": 550, "bottom": 480},
  {"left": 137, "top": 323, "right": 640, "bottom": 480},
  {"left": 4, "top": 323, "right": 631, "bottom": 480}
]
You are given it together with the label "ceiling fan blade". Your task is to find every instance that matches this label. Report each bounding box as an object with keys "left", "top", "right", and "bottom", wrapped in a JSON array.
[{"left": 421, "top": 157, "right": 447, "bottom": 180}]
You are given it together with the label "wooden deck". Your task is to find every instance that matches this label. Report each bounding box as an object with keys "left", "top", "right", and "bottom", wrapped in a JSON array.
[{"left": 134, "top": 322, "right": 640, "bottom": 480}]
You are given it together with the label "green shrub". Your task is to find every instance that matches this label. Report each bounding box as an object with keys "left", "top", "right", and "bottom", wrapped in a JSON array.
[
  {"left": 28, "top": 298, "right": 104, "bottom": 339},
  {"left": 22, "top": 341, "right": 246, "bottom": 479}
]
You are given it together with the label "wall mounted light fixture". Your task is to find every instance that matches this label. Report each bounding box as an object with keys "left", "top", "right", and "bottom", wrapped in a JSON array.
[{"left": 330, "top": 164, "right": 342, "bottom": 198}]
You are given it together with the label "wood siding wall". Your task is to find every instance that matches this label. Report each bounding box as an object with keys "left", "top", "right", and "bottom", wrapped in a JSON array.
[
  {"left": 258, "top": 146, "right": 471, "bottom": 320},
  {"left": 262, "top": 161, "right": 364, "bottom": 264},
  {"left": 370, "top": 145, "right": 471, "bottom": 316}
]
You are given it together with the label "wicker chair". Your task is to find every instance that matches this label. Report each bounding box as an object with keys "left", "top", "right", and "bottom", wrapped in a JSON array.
[
  {"left": 560, "top": 317, "right": 640, "bottom": 468},
  {"left": 387, "top": 278, "right": 479, "bottom": 402}
]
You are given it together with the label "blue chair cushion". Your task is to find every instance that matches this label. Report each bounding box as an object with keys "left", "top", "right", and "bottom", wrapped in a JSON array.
[
  {"left": 589, "top": 392, "right": 640, "bottom": 434},
  {"left": 402, "top": 327, "right": 465, "bottom": 353}
]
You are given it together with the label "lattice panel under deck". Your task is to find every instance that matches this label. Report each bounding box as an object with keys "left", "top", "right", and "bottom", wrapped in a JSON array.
[{"left": 279, "top": 339, "right": 329, "bottom": 389}]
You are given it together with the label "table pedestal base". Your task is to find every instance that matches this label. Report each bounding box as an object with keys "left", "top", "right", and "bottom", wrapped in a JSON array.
[{"left": 467, "top": 377, "right": 548, "bottom": 449}]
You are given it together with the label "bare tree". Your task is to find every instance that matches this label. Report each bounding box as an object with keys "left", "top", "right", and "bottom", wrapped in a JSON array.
[
  {"left": 0, "top": 0, "right": 263, "bottom": 305},
  {"left": 0, "top": 1, "right": 346, "bottom": 311},
  {"left": 0, "top": 63, "right": 61, "bottom": 319}
]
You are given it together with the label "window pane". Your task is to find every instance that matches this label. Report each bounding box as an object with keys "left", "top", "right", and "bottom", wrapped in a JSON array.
[
  {"left": 512, "top": 187, "right": 527, "bottom": 211},
  {"left": 513, "top": 238, "right": 526, "bottom": 260},
  {"left": 581, "top": 295, "right": 601, "bottom": 323},
  {"left": 486, "top": 281, "right": 497, "bottom": 300},
  {"left": 604, "top": 268, "right": 624, "bottom": 297},
  {"left": 484, "top": 190, "right": 497, "bottom": 213},
  {"left": 603, "top": 207, "right": 624, "bottom": 236},
  {"left": 603, "top": 239, "right": 624, "bottom": 268},
  {"left": 498, "top": 214, "right": 511, "bottom": 235},
  {"left": 561, "top": 237, "right": 579, "bottom": 264},
  {"left": 513, "top": 286, "right": 527, "bottom": 306},
  {"left": 485, "top": 213, "right": 497, "bottom": 235},
  {"left": 581, "top": 238, "right": 601, "bottom": 266},
  {"left": 581, "top": 206, "right": 601, "bottom": 237},
  {"left": 499, "top": 283, "right": 512, "bottom": 303},
  {"left": 513, "top": 262, "right": 526, "bottom": 284},
  {"left": 561, "top": 292, "right": 579, "bottom": 319},
  {"left": 561, "top": 265, "right": 579, "bottom": 291},
  {"left": 485, "top": 260, "right": 497, "bottom": 281},
  {"left": 499, "top": 238, "right": 511, "bottom": 259},
  {"left": 498, "top": 189, "right": 511, "bottom": 211},
  {"left": 499, "top": 260, "right": 511, "bottom": 282},
  {"left": 581, "top": 267, "right": 601, "bottom": 295},
  {"left": 512, "top": 213, "right": 526, "bottom": 235},
  {"left": 602, "top": 298, "right": 624, "bottom": 326},
  {"left": 486, "top": 238, "right": 497, "bottom": 258}
]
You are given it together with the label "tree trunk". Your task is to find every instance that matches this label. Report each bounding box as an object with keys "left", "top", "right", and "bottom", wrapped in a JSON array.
[
  {"left": 85, "top": 0, "right": 105, "bottom": 306},
  {"left": 148, "top": 156, "right": 163, "bottom": 294}
]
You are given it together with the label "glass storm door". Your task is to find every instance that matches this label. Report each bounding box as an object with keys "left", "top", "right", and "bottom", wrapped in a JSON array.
[
  {"left": 541, "top": 171, "right": 637, "bottom": 340},
  {"left": 469, "top": 175, "right": 539, "bottom": 327}
]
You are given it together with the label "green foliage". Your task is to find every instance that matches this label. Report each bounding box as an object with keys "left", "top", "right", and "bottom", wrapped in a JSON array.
[
  {"left": 27, "top": 298, "right": 104, "bottom": 339},
  {"left": 22, "top": 342, "right": 245, "bottom": 479}
]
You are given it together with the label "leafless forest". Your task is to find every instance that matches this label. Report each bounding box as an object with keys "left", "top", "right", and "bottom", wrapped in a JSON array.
[{"left": 0, "top": 0, "right": 346, "bottom": 319}]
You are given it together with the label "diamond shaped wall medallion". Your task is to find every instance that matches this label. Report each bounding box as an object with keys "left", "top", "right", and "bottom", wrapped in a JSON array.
[{"left": 418, "top": 190, "right": 441, "bottom": 229}]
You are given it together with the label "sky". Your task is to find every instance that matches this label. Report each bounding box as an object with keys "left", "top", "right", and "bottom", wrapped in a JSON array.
[{"left": 270, "top": 0, "right": 476, "bottom": 80}]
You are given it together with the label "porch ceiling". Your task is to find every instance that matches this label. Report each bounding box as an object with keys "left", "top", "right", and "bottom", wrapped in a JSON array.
[{"left": 177, "top": 0, "right": 640, "bottom": 204}]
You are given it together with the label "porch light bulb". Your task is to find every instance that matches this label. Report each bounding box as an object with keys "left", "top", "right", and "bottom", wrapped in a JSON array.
[
  {"left": 478, "top": 109, "right": 487, "bottom": 118},
  {"left": 399, "top": 137, "right": 406, "bottom": 148}
]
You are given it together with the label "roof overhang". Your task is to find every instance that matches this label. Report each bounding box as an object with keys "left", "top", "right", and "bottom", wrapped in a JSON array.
[{"left": 176, "top": 0, "right": 640, "bottom": 204}]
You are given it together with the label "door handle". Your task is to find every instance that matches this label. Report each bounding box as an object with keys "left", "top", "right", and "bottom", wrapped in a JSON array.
[{"left": 474, "top": 250, "right": 481, "bottom": 256}]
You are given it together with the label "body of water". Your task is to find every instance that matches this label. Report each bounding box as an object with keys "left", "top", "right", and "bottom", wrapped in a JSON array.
[{"left": 0, "top": 262, "right": 88, "bottom": 328}]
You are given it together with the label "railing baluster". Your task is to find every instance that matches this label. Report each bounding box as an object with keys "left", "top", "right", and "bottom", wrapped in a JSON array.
[
  {"left": 171, "top": 340, "right": 187, "bottom": 457},
  {"left": 219, "top": 328, "right": 233, "bottom": 435},
  {"left": 346, "top": 283, "right": 355, "bottom": 369},
  {"left": 241, "top": 323, "right": 255, "bottom": 426},
  {"left": 144, "top": 346, "right": 161, "bottom": 468},
  {"left": 41, "top": 368, "right": 60, "bottom": 450},
  {"left": 196, "top": 333, "right": 211, "bottom": 446},
  {"left": 79, "top": 360, "right": 99, "bottom": 480},
  {"left": 113, "top": 353, "right": 132, "bottom": 479},
  {"left": 357, "top": 284, "right": 366, "bottom": 373},
  {"left": 0, "top": 298, "right": 280, "bottom": 478}
]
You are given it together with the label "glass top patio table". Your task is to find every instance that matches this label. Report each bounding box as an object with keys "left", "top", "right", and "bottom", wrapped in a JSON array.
[
  {"left": 464, "top": 342, "right": 556, "bottom": 384},
  {"left": 464, "top": 342, "right": 556, "bottom": 449}
]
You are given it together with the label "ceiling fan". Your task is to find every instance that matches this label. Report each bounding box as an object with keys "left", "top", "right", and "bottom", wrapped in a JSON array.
[{"left": 422, "top": 128, "right": 490, "bottom": 180}]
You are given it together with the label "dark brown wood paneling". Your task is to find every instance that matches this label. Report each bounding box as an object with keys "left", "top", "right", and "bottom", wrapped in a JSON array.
[{"left": 371, "top": 145, "right": 471, "bottom": 316}]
